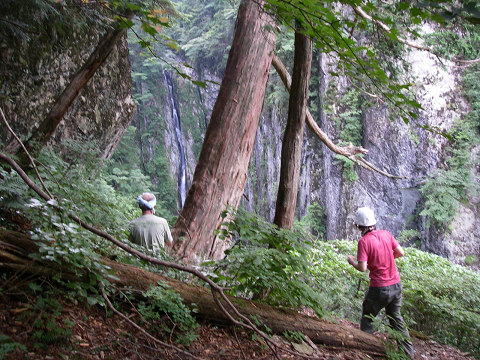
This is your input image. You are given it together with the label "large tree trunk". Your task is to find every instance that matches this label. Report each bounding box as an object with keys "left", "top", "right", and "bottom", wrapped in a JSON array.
[
  {"left": 0, "top": 228, "right": 386, "bottom": 355},
  {"left": 273, "top": 30, "right": 313, "bottom": 229},
  {"left": 5, "top": 16, "right": 132, "bottom": 160},
  {"left": 173, "top": 0, "right": 276, "bottom": 264}
]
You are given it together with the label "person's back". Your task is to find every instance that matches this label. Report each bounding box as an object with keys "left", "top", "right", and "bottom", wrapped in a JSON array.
[
  {"left": 130, "top": 214, "right": 172, "bottom": 251},
  {"left": 129, "top": 192, "right": 173, "bottom": 252},
  {"left": 357, "top": 229, "right": 400, "bottom": 287}
]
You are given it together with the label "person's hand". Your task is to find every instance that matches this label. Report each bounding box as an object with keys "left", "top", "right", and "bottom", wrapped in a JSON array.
[{"left": 347, "top": 255, "right": 355, "bottom": 265}]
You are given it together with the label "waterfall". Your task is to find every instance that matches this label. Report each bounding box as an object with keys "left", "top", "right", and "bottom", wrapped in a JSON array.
[{"left": 163, "top": 70, "right": 187, "bottom": 208}]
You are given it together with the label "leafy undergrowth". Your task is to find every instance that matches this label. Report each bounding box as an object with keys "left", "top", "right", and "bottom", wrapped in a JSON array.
[
  {"left": 209, "top": 209, "right": 480, "bottom": 358},
  {"left": 1, "top": 158, "right": 479, "bottom": 359},
  {"left": 0, "top": 288, "right": 476, "bottom": 360}
]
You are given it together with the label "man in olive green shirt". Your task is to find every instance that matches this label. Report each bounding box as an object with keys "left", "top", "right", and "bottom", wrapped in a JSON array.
[{"left": 129, "top": 192, "right": 173, "bottom": 251}]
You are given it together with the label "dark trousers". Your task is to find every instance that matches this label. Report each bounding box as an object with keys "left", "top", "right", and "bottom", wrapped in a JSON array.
[{"left": 361, "top": 282, "right": 414, "bottom": 358}]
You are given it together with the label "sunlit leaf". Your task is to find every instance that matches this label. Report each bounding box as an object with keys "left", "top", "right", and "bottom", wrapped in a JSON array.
[
  {"left": 192, "top": 80, "right": 207, "bottom": 89},
  {"left": 166, "top": 42, "right": 179, "bottom": 51}
]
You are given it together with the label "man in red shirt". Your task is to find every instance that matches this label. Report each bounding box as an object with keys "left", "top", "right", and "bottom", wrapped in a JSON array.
[{"left": 347, "top": 207, "right": 414, "bottom": 358}]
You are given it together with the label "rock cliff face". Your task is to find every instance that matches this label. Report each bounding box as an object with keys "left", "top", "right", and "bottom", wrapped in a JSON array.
[
  {"left": 152, "top": 49, "right": 478, "bottom": 269},
  {"left": 128, "top": 53, "right": 216, "bottom": 210},
  {"left": 0, "top": 0, "right": 135, "bottom": 159},
  {"left": 321, "top": 49, "right": 460, "bottom": 240}
]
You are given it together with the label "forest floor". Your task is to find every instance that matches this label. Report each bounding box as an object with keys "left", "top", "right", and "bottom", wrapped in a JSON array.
[
  {"left": 0, "top": 210, "right": 476, "bottom": 359},
  {"left": 1, "top": 292, "right": 475, "bottom": 360}
]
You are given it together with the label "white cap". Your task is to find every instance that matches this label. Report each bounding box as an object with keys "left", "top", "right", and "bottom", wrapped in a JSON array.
[{"left": 354, "top": 207, "right": 376, "bottom": 226}]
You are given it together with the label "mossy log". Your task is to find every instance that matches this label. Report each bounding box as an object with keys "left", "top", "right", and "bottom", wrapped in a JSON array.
[{"left": 0, "top": 228, "right": 386, "bottom": 355}]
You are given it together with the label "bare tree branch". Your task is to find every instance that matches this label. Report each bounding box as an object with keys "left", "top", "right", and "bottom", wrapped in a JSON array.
[
  {"left": 0, "top": 107, "right": 54, "bottom": 198},
  {"left": 454, "top": 58, "right": 480, "bottom": 64},
  {"left": 349, "top": 154, "right": 407, "bottom": 179},
  {"left": 353, "top": 6, "right": 430, "bottom": 52},
  {"left": 271, "top": 55, "right": 366, "bottom": 157},
  {"left": 349, "top": 82, "right": 385, "bottom": 103},
  {"left": 233, "top": 327, "right": 248, "bottom": 360},
  {"left": 271, "top": 55, "right": 406, "bottom": 180},
  {"left": 352, "top": 6, "right": 480, "bottom": 66}
]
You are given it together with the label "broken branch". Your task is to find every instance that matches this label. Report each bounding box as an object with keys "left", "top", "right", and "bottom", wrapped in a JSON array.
[{"left": 271, "top": 55, "right": 405, "bottom": 180}]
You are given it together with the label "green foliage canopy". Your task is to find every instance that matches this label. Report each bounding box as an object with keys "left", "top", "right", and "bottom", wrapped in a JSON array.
[{"left": 260, "top": 0, "right": 477, "bottom": 136}]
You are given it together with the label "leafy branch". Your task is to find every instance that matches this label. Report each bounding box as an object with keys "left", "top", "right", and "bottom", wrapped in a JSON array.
[
  {"left": 262, "top": 0, "right": 460, "bottom": 137},
  {"left": 263, "top": 0, "right": 419, "bottom": 121}
]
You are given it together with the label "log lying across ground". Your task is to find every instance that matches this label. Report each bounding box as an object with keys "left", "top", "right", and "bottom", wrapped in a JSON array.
[{"left": 0, "top": 228, "right": 386, "bottom": 355}]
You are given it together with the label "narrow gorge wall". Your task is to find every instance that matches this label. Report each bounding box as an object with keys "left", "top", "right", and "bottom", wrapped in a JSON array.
[
  {"left": 128, "top": 42, "right": 220, "bottom": 214},
  {"left": 302, "top": 48, "right": 478, "bottom": 268},
  {"left": 153, "top": 47, "right": 478, "bottom": 269}
]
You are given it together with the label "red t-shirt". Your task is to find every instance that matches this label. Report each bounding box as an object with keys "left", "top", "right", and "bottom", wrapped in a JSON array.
[{"left": 357, "top": 230, "right": 400, "bottom": 287}]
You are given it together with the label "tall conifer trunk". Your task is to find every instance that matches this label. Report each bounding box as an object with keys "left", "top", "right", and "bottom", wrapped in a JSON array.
[
  {"left": 274, "top": 29, "right": 313, "bottom": 229},
  {"left": 173, "top": 0, "right": 275, "bottom": 264}
]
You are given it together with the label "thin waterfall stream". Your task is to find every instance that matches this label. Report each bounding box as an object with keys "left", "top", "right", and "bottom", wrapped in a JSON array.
[{"left": 164, "top": 70, "right": 187, "bottom": 208}]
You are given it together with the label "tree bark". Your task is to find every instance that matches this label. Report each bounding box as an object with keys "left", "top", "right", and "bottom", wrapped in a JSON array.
[
  {"left": 5, "top": 16, "right": 132, "bottom": 159},
  {"left": 0, "top": 228, "right": 386, "bottom": 355},
  {"left": 173, "top": 0, "right": 276, "bottom": 264},
  {"left": 273, "top": 29, "right": 312, "bottom": 229}
]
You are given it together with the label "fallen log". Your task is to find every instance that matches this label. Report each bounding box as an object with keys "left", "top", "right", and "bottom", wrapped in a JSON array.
[{"left": 0, "top": 228, "right": 386, "bottom": 355}]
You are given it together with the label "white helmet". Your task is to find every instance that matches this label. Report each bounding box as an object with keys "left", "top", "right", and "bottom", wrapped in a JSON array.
[{"left": 354, "top": 207, "right": 376, "bottom": 226}]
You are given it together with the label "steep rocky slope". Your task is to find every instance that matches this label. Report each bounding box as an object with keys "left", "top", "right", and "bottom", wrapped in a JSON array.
[{"left": 0, "top": 0, "right": 135, "bottom": 159}]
